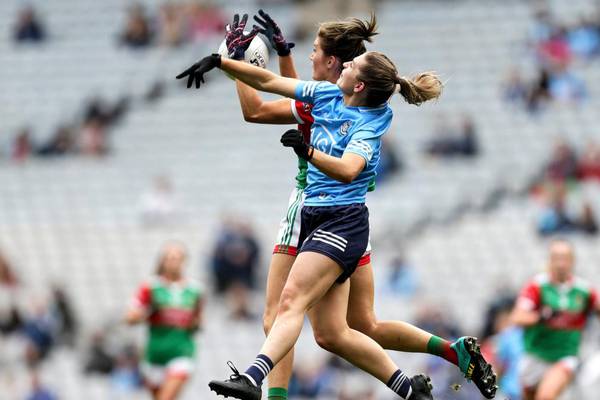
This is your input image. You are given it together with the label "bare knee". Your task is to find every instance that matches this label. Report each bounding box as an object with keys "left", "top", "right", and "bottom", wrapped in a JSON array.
[
  {"left": 277, "top": 285, "right": 302, "bottom": 316},
  {"left": 348, "top": 314, "right": 377, "bottom": 337},
  {"left": 313, "top": 326, "right": 348, "bottom": 353}
]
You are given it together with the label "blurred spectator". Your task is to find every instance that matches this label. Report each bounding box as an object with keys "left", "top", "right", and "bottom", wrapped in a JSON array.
[
  {"left": 548, "top": 64, "right": 586, "bottom": 103},
  {"left": 83, "top": 330, "right": 115, "bottom": 375},
  {"left": 110, "top": 345, "right": 143, "bottom": 393},
  {"left": 426, "top": 114, "right": 479, "bottom": 158},
  {"left": 13, "top": 6, "right": 46, "bottom": 43},
  {"left": 26, "top": 370, "right": 57, "bottom": 400},
  {"left": 383, "top": 254, "right": 418, "bottom": 298},
  {"left": 79, "top": 117, "right": 108, "bottom": 156},
  {"left": 525, "top": 68, "right": 551, "bottom": 113},
  {"left": 481, "top": 297, "right": 523, "bottom": 400},
  {"left": 157, "top": 3, "right": 185, "bottom": 47},
  {"left": 186, "top": 1, "right": 227, "bottom": 43},
  {"left": 537, "top": 27, "right": 572, "bottom": 67},
  {"left": 576, "top": 202, "right": 598, "bottom": 236},
  {"left": 544, "top": 139, "right": 578, "bottom": 183},
  {"left": 502, "top": 68, "right": 528, "bottom": 104},
  {"left": 567, "top": 17, "right": 600, "bottom": 60},
  {"left": 577, "top": 141, "right": 600, "bottom": 182},
  {"left": 37, "top": 125, "right": 75, "bottom": 157},
  {"left": 50, "top": 285, "right": 78, "bottom": 347},
  {"left": 12, "top": 128, "right": 33, "bottom": 162},
  {"left": 120, "top": 4, "right": 153, "bottom": 49},
  {"left": 528, "top": 6, "right": 554, "bottom": 44},
  {"left": 375, "top": 135, "right": 402, "bottom": 183},
  {"left": 139, "top": 175, "right": 179, "bottom": 227},
  {"left": 537, "top": 184, "right": 575, "bottom": 236},
  {"left": 288, "top": 356, "right": 336, "bottom": 398},
  {"left": 21, "top": 298, "right": 56, "bottom": 366},
  {"left": 210, "top": 216, "right": 260, "bottom": 320},
  {"left": 0, "top": 251, "right": 18, "bottom": 288}
]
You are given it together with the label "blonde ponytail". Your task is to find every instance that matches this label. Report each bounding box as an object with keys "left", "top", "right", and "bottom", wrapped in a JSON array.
[{"left": 397, "top": 73, "right": 443, "bottom": 106}]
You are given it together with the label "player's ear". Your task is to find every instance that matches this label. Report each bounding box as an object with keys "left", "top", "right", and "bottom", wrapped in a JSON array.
[
  {"left": 327, "top": 55, "right": 340, "bottom": 71},
  {"left": 354, "top": 81, "right": 365, "bottom": 93}
]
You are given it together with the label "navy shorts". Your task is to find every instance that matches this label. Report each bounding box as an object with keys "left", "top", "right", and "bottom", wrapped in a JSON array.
[{"left": 298, "top": 204, "right": 370, "bottom": 283}]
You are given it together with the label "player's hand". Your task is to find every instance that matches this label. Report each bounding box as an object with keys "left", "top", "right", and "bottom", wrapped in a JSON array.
[
  {"left": 225, "top": 14, "right": 259, "bottom": 60},
  {"left": 176, "top": 54, "right": 222, "bottom": 89},
  {"left": 253, "top": 9, "right": 295, "bottom": 57},
  {"left": 281, "top": 129, "right": 313, "bottom": 161}
]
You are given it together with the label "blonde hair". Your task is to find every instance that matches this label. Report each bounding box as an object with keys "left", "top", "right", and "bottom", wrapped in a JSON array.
[
  {"left": 318, "top": 14, "right": 378, "bottom": 66},
  {"left": 357, "top": 51, "right": 443, "bottom": 107}
]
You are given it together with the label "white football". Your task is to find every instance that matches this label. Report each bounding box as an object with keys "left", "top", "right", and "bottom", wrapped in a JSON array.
[{"left": 217, "top": 34, "right": 270, "bottom": 79}]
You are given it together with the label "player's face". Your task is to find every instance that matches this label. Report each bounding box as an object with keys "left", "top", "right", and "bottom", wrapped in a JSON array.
[
  {"left": 162, "top": 245, "right": 186, "bottom": 277},
  {"left": 337, "top": 54, "right": 366, "bottom": 95},
  {"left": 310, "top": 37, "right": 329, "bottom": 81},
  {"left": 548, "top": 241, "right": 574, "bottom": 282}
]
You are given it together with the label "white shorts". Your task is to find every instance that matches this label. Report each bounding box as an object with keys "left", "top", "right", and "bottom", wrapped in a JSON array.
[
  {"left": 273, "top": 187, "right": 371, "bottom": 265},
  {"left": 141, "top": 357, "right": 194, "bottom": 388},
  {"left": 519, "top": 353, "right": 578, "bottom": 389}
]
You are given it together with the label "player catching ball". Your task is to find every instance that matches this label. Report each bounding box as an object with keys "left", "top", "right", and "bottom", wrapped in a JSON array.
[
  {"left": 205, "top": 10, "right": 497, "bottom": 400},
  {"left": 125, "top": 242, "right": 204, "bottom": 400}
]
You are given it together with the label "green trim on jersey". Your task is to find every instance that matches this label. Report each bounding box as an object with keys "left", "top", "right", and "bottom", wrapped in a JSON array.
[
  {"left": 295, "top": 157, "right": 376, "bottom": 191},
  {"left": 281, "top": 189, "right": 303, "bottom": 246},
  {"left": 524, "top": 277, "right": 593, "bottom": 362},
  {"left": 145, "top": 280, "right": 202, "bottom": 366}
]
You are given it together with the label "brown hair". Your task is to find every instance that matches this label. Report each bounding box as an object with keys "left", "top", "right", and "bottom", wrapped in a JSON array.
[
  {"left": 318, "top": 14, "right": 378, "bottom": 66},
  {"left": 155, "top": 241, "right": 187, "bottom": 276},
  {"left": 357, "top": 51, "right": 443, "bottom": 107}
]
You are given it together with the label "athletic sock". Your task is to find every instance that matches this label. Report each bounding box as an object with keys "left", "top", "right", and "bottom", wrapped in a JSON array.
[
  {"left": 387, "top": 369, "right": 413, "bottom": 399},
  {"left": 427, "top": 335, "right": 458, "bottom": 366},
  {"left": 268, "top": 387, "right": 288, "bottom": 399},
  {"left": 244, "top": 354, "right": 274, "bottom": 387}
]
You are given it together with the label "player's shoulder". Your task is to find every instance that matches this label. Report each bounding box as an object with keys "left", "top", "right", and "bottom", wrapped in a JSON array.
[
  {"left": 532, "top": 272, "right": 549, "bottom": 286},
  {"left": 572, "top": 275, "right": 593, "bottom": 292},
  {"left": 184, "top": 278, "right": 204, "bottom": 295}
]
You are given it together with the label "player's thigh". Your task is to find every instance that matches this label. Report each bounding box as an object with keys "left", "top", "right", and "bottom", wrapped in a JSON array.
[
  {"left": 264, "top": 253, "right": 295, "bottom": 312},
  {"left": 347, "top": 263, "right": 376, "bottom": 331},
  {"left": 535, "top": 361, "right": 574, "bottom": 400},
  {"left": 281, "top": 251, "right": 343, "bottom": 312}
]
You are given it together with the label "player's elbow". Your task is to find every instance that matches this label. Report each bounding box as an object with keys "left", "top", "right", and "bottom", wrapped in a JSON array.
[{"left": 339, "top": 167, "right": 362, "bottom": 184}]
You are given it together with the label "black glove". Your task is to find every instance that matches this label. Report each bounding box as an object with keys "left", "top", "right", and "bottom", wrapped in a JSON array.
[
  {"left": 281, "top": 129, "right": 313, "bottom": 161},
  {"left": 175, "top": 54, "right": 221, "bottom": 89},
  {"left": 253, "top": 9, "right": 295, "bottom": 57},
  {"left": 225, "top": 14, "right": 259, "bottom": 60}
]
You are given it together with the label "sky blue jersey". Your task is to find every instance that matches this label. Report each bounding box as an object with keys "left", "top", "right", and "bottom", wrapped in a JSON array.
[{"left": 295, "top": 81, "right": 393, "bottom": 206}]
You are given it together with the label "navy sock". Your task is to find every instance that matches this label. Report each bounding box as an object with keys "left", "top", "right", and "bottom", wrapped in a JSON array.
[
  {"left": 244, "top": 354, "right": 274, "bottom": 387},
  {"left": 387, "top": 369, "right": 413, "bottom": 399}
]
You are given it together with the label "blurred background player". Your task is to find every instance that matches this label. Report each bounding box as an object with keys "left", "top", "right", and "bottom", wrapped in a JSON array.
[
  {"left": 227, "top": 10, "right": 497, "bottom": 400},
  {"left": 512, "top": 238, "right": 600, "bottom": 400},
  {"left": 125, "top": 242, "right": 204, "bottom": 400}
]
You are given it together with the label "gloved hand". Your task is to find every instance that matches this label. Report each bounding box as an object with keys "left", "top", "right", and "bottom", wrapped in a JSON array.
[
  {"left": 253, "top": 9, "right": 295, "bottom": 57},
  {"left": 175, "top": 54, "right": 222, "bottom": 88},
  {"left": 280, "top": 129, "right": 313, "bottom": 161},
  {"left": 225, "top": 13, "right": 259, "bottom": 60}
]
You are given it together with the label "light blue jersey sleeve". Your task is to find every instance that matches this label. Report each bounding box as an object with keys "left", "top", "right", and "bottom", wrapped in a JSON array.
[
  {"left": 344, "top": 130, "right": 381, "bottom": 164},
  {"left": 294, "top": 81, "right": 340, "bottom": 106}
]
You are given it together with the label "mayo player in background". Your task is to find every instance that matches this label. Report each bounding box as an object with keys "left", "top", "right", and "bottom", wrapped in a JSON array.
[
  {"left": 125, "top": 242, "right": 204, "bottom": 400},
  {"left": 512, "top": 238, "right": 600, "bottom": 400}
]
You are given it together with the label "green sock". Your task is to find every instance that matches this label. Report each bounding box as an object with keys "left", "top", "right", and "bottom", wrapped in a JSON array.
[
  {"left": 268, "top": 387, "right": 288, "bottom": 399},
  {"left": 427, "top": 335, "right": 458, "bottom": 366}
]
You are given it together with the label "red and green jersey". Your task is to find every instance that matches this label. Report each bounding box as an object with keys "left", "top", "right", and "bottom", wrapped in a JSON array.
[
  {"left": 517, "top": 273, "right": 597, "bottom": 362},
  {"left": 292, "top": 100, "right": 376, "bottom": 192},
  {"left": 133, "top": 277, "right": 203, "bottom": 365}
]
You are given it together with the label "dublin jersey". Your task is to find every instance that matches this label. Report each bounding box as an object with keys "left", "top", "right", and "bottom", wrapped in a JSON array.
[
  {"left": 295, "top": 81, "right": 392, "bottom": 206},
  {"left": 517, "top": 273, "right": 597, "bottom": 362}
]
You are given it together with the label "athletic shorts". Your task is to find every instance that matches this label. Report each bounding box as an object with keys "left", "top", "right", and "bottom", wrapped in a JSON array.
[
  {"left": 273, "top": 188, "right": 371, "bottom": 266},
  {"left": 298, "top": 203, "right": 370, "bottom": 283},
  {"left": 141, "top": 357, "right": 194, "bottom": 387},
  {"left": 519, "top": 353, "right": 578, "bottom": 389}
]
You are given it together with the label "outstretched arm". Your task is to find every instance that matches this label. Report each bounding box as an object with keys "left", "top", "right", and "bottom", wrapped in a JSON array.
[
  {"left": 222, "top": 57, "right": 299, "bottom": 99},
  {"left": 235, "top": 54, "right": 298, "bottom": 124}
]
